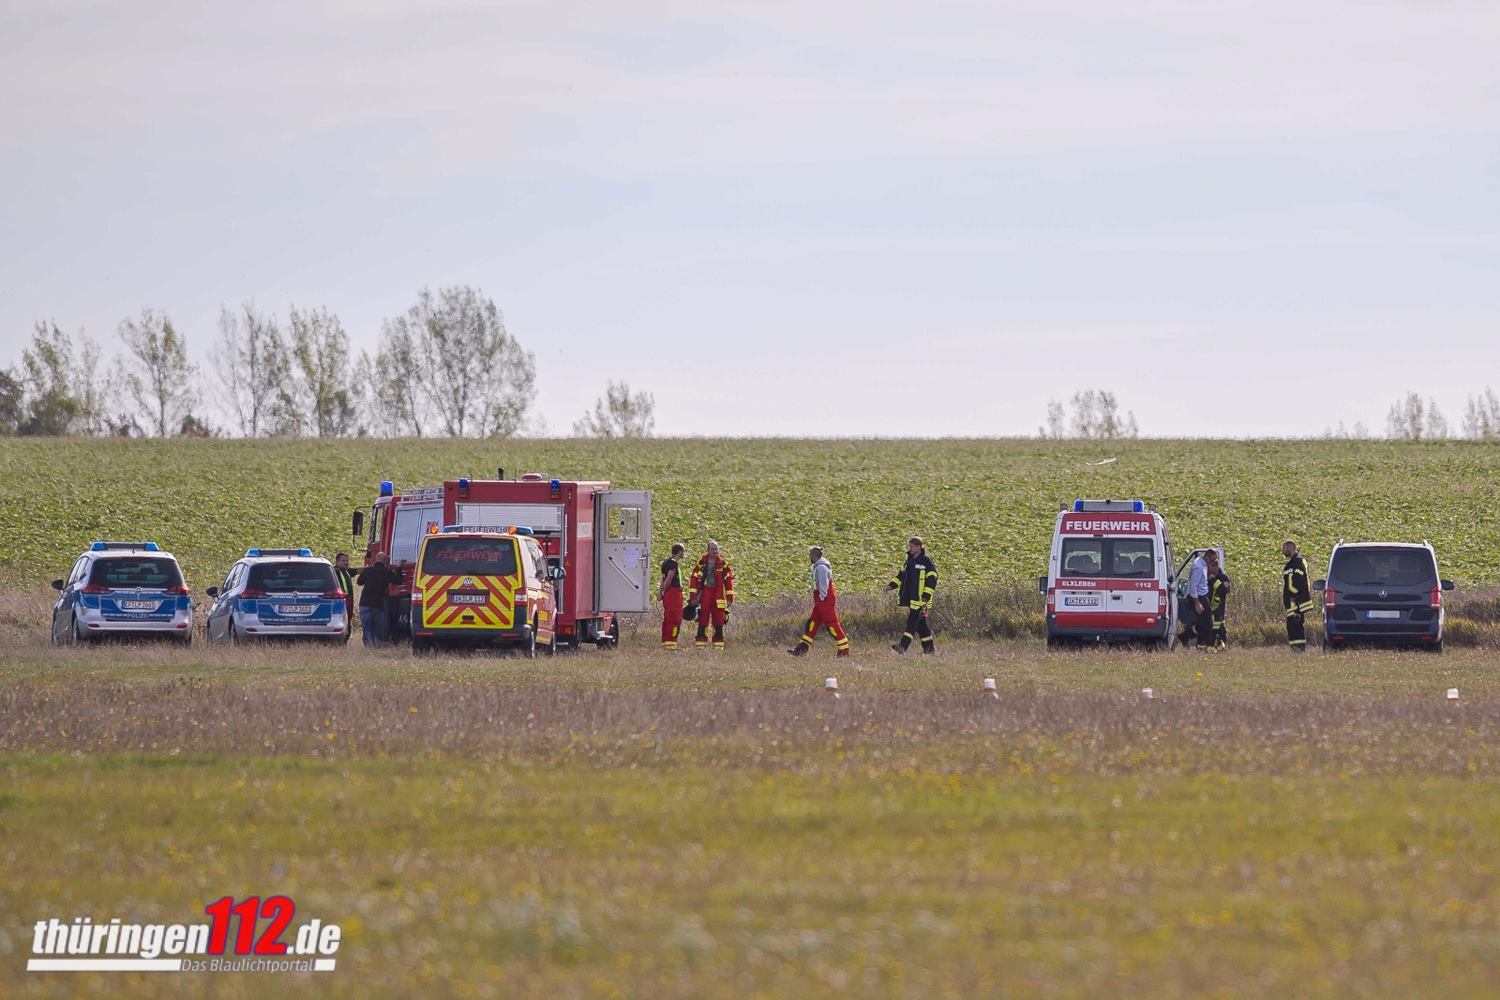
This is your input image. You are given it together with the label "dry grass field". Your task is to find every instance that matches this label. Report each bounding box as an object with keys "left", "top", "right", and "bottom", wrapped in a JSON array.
[{"left": 5, "top": 630, "right": 1500, "bottom": 998}]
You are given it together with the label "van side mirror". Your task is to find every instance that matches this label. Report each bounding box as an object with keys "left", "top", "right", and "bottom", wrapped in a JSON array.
[
  {"left": 1312, "top": 580, "right": 1326, "bottom": 591},
  {"left": 206, "top": 586, "right": 219, "bottom": 598},
  {"left": 1441, "top": 579, "right": 1455, "bottom": 591},
  {"left": 352, "top": 510, "right": 364, "bottom": 538},
  {"left": 1036, "top": 575, "right": 1046, "bottom": 594},
  {"left": 51, "top": 579, "right": 64, "bottom": 591}
]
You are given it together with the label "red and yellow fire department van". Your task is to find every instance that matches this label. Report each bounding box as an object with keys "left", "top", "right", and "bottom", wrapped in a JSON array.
[
  {"left": 354, "top": 471, "right": 651, "bottom": 648},
  {"left": 410, "top": 525, "right": 557, "bottom": 656},
  {"left": 1040, "top": 499, "right": 1178, "bottom": 647}
]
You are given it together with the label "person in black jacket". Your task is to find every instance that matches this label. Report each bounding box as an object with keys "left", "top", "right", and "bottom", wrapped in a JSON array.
[
  {"left": 887, "top": 536, "right": 938, "bottom": 654},
  {"left": 356, "top": 552, "right": 401, "bottom": 647},
  {"left": 1282, "top": 540, "right": 1314, "bottom": 653},
  {"left": 1206, "top": 550, "right": 1231, "bottom": 651}
]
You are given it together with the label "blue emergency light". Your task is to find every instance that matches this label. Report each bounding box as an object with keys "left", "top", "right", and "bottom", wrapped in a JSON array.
[
  {"left": 90, "top": 541, "right": 160, "bottom": 551},
  {"left": 458, "top": 477, "right": 470, "bottom": 489},
  {"left": 1072, "top": 499, "right": 1147, "bottom": 513},
  {"left": 244, "top": 547, "right": 316, "bottom": 558},
  {"left": 379, "top": 480, "right": 394, "bottom": 497},
  {"left": 550, "top": 478, "right": 561, "bottom": 492}
]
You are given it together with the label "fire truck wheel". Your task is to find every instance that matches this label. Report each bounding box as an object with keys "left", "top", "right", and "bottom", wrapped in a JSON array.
[{"left": 608, "top": 618, "right": 620, "bottom": 649}]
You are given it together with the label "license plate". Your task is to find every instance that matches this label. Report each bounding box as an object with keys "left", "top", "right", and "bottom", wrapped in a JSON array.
[
  {"left": 120, "top": 600, "right": 160, "bottom": 612},
  {"left": 276, "top": 604, "right": 315, "bottom": 616},
  {"left": 1366, "top": 610, "right": 1401, "bottom": 619},
  {"left": 450, "top": 593, "right": 488, "bottom": 605},
  {"left": 1063, "top": 595, "right": 1101, "bottom": 608}
]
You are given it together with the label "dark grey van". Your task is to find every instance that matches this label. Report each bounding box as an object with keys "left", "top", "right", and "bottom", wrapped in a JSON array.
[{"left": 1313, "top": 542, "right": 1453, "bottom": 652}]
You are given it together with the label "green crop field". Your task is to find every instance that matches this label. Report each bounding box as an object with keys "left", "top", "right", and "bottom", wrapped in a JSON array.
[
  {"left": 5, "top": 437, "right": 1500, "bottom": 997},
  {"left": 2, "top": 437, "right": 1499, "bottom": 600}
]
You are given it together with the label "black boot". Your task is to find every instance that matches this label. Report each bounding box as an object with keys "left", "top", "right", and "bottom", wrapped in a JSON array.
[{"left": 786, "top": 644, "right": 807, "bottom": 657}]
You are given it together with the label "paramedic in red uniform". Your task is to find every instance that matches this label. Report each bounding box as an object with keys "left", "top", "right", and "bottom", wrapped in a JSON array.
[
  {"left": 687, "top": 540, "right": 734, "bottom": 650},
  {"left": 659, "top": 543, "right": 685, "bottom": 649},
  {"left": 787, "top": 546, "right": 851, "bottom": 657}
]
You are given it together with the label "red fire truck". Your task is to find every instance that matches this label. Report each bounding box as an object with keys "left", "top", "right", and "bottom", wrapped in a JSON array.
[{"left": 352, "top": 472, "right": 652, "bottom": 648}]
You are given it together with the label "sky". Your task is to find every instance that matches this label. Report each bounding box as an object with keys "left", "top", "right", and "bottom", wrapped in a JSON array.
[{"left": 2, "top": 0, "right": 1497, "bottom": 437}]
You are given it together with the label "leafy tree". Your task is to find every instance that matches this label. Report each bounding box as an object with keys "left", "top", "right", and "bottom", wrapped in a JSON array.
[
  {"left": 1038, "top": 400, "right": 1066, "bottom": 438},
  {"left": 1386, "top": 392, "right": 1449, "bottom": 440},
  {"left": 574, "top": 381, "right": 656, "bottom": 438},
  {"left": 0, "top": 368, "right": 22, "bottom": 435},
  {"left": 375, "top": 286, "right": 536, "bottom": 438},
  {"left": 210, "top": 304, "right": 288, "bottom": 436},
  {"left": 1462, "top": 388, "right": 1500, "bottom": 440},
  {"left": 17, "top": 321, "right": 111, "bottom": 435},
  {"left": 119, "top": 309, "right": 198, "bottom": 437},
  {"left": 282, "top": 306, "right": 362, "bottom": 438}
]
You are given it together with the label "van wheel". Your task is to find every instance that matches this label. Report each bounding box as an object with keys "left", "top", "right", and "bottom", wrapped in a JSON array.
[{"left": 411, "top": 636, "right": 432, "bottom": 655}]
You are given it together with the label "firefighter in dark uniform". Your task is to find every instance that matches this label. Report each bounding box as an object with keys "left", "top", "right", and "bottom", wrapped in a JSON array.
[
  {"left": 888, "top": 536, "right": 938, "bottom": 654},
  {"left": 1282, "top": 540, "right": 1315, "bottom": 652},
  {"left": 1206, "top": 549, "right": 1230, "bottom": 651}
]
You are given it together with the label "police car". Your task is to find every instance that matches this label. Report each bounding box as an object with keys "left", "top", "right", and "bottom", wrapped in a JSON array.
[
  {"left": 204, "top": 548, "right": 349, "bottom": 643},
  {"left": 51, "top": 541, "right": 193, "bottom": 645}
]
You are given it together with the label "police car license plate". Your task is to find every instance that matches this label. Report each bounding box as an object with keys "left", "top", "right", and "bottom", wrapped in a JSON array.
[
  {"left": 276, "top": 604, "right": 316, "bottom": 616},
  {"left": 120, "top": 600, "right": 160, "bottom": 612},
  {"left": 1063, "top": 595, "right": 1101, "bottom": 608},
  {"left": 451, "top": 594, "right": 487, "bottom": 605},
  {"left": 1366, "top": 610, "right": 1401, "bottom": 619}
]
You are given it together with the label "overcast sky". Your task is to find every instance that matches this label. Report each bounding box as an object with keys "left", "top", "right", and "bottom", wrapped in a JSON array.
[{"left": 2, "top": 0, "right": 1497, "bottom": 436}]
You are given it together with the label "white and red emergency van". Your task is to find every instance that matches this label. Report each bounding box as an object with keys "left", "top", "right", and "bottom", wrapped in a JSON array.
[
  {"left": 354, "top": 471, "right": 651, "bottom": 648},
  {"left": 1040, "top": 499, "right": 1178, "bottom": 647}
]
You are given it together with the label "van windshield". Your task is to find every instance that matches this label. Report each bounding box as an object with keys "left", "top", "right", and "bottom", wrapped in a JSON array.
[
  {"left": 1061, "top": 538, "right": 1156, "bottom": 578},
  {"left": 421, "top": 537, "right": 519, "bottom": 577},
  {"left": 1329, "top": 548, "right": 1436, "bottom": 587}
]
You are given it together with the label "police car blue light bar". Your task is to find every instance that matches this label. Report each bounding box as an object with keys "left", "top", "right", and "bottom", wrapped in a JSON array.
[
  {"left": 90, "top": 541, "right": 160, "bottom": 551},
  {"left": 245, "top": 547, "right": 316, "bottom": 558}
]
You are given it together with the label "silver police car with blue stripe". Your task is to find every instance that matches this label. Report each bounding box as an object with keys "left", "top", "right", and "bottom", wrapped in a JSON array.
[
  {"left": 51, "top": 541, "right": 194, "bottom": 644},
  {"left": 205, "top": 548, "right": 349, "bottom": 643}
]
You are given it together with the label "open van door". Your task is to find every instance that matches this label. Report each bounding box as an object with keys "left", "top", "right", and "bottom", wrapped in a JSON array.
[
  {"left": 1174, "top": 547, "right": 1225, "bottom": 645},
  {"left": 595, "top": 491, "right": 651, "bottom": 613}
]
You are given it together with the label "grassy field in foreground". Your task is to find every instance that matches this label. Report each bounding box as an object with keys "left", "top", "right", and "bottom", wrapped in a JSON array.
[
  {"left": 2, "top": 436, "right": 1499, "bottom": 599},
  {"left": 6, "top": 643, "right": 1500, "bottom": 997}
]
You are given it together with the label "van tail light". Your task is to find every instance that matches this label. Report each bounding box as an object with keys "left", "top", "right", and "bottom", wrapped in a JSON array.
[
  {"left": 1430, "top": 586, "right": 1442, "bottom": 609},
  {"left": 241, "top": 588, "right": 268, "bottom": 599},
  {"left": 1324, "top": 586, "right": 1337, "bottom": 609},
  {"left": 81, "top": 584, "right": 110, "bottom": 594},
  {"left": 1045, "top": 587, "right": 1055, "bottom": 612},
  {"left": 1156, "top": 588, "right": 1168, "bottom": 612},
  {"left": 411, "top": 591, "right": 424, "bottom": 603},
  {"left": 324, "top": 589, "right": 347, "bottom": 600}
]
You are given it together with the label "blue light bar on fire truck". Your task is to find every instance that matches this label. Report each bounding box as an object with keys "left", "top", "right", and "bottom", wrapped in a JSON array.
[
  {"left": 1073, "top": 499, "right": 1146, "bottom": 513},
  {"left": 379, "top": 480, "right": 394, "bottom": 497},
  {"left": 439, "top": 525, "right": 535, "bottom": 535},
  {"left": 90, "top": 541, "right": 160, "bottom": 551}
]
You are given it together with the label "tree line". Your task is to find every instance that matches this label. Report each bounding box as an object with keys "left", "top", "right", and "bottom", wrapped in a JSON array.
[{"left": 0, "top": 286, "right": 655, "bottom": 439}]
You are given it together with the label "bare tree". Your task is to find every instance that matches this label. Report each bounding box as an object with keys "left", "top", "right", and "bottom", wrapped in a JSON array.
[
  {"left": 1068, "top": 389, "right": 1138, "bottom": 439},
  {"left": 1386, "top": 392, "right": 1449, "bottom": 440},
  {"left": 211, "top": 304, "right": 287, "bottom": 436},
  {"left": 376, "top": 286, "right": 536, "bottom": 438},
  {"left": 282, "top": 306, "right": 362, "bottom": 437},
  {"left": 1039, "top": 400, "right": 1066, "bottom": 438},
  {"left": 573, "top": 381, "right": 656, "bottom": 438},
  {"left": 1462, "top": 388, "right": 1500, "bottom": 440},
  {"left": 119, "top": 310, "right": 197, "bottom": 437},
  {"left": 0, "top": 369, "right": 21, "bottom": 435},
  {"left": 365, "top": 329, "right": 426, "bottom": 438},
  {"left": 1323, "top": 420, "right": 1372, "bottom": 439}
]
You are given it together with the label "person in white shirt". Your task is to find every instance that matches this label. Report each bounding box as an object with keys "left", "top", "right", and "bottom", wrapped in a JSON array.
[{"left": 787, "top": 546, "right": 850, "bottom": 657}]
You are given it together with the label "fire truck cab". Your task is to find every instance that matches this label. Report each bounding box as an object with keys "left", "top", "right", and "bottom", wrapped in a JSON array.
[
  {"left": 354, "top": 472, "right": 651, "bottom": 648},
  {"left": 1039, "top": 499, "right": 1178, "bottom": 647}
]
